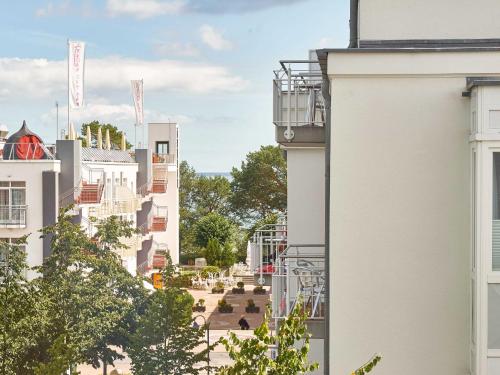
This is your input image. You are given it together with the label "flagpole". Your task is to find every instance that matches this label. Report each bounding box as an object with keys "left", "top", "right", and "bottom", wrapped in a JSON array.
[
  {"left": 142, "top": 79, "right": 145, "bottom": 148},
  {"left": 67, "top": 39, "right": 70, "bottom": 135}
]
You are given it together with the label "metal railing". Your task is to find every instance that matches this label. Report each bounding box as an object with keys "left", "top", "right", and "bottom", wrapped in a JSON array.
[
  {"left": 272, "top": 244, "right": 325, "bottom": 320},
  {"left": 250, "top": 214, "right": 287, "bottom": 284},
  {"left": 273, "top": 60, "right": 326, "bottom": 140},
  {"left": 153, "top": 153, "right": 175, "bottom": 164},
  {"left": 0, "top": 205, "right": 27, "bottom": 226},
  {"left": 0, "top": 143, "right": 55, "bottom": 160},
  {"left": 59, "top": 163, "right": 105, "bottom": 208}
]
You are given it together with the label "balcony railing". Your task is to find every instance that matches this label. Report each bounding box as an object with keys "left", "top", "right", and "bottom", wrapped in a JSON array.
[
  {"left": 150, "top": 204, "right": 168, "bottom": 232},
  {"left": 153, "top": 153, "right": 175, "bottom": 164},
  {"left": 137, "top": 242, "right": 168, "bottom": 274},
  {"left": 272, "top": 244, "right": 325, "bottom": 320},
  {"left": 250, "top": 215, "right": 287, "bottom": 284},
  {"left": 273, "top": 60, "right": 326, "bottom": 141},
  {"left": 0, "top": 143, "right": 55, "bottom": 160},
  {"left": 0, "top": 205, "right": 27, "bottom": 227}
]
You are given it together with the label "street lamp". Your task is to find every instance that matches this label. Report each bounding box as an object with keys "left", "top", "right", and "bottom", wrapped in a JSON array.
[{"left": 193, "top": 314, "right": 210, "bottom": 375}]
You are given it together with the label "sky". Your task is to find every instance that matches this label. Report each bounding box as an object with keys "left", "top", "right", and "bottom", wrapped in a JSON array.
[{"left": 0, "top": 0, "right": 349, "bottom": 172}]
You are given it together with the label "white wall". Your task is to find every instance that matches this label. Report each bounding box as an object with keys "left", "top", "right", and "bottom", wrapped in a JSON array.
[
  {"left": 359, "top": 0, "right": 500, "bottom": 41},
  {"left": 148, "top": 122, "right": 179, "bottom": 264},
  {"left": 286, "top": 148, "right": 325, "bottom": 245},
  {"left": 328, "top": 50, "right": 481, "bottom": 375},
  {"left": 0, "top": 160, "right": 60, "bottom": 279}
]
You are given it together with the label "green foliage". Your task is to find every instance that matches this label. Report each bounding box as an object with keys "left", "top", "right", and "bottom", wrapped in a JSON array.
[
  {"left": 32, "top": 211, "right": 147, "bottom": 372},
  {"left": 230, "top": 145, "right": 287, "bottom": 222},
  {"left": 217, "top": 305, "right": 318, "bottom": 375},
  {"left": 194, "top": 213, "right": 235, "bottom": 248},
  {"left": 0, "top": 238, "right": 45, "bottom": 375},
  {"left": 80, "top": 120, "right": 132, "bottom": 149},
  {"left": 127, "top": 288, "right": 211, "bottom": 375},
  {"left": 253, "top": 285, "right": 267, "bottom": 295},
  {"left": 200, "top": 265, "right": 221, "bottom": 278},
  {"left": 353, "top": 355, "right": 382, "bottom": 375},
  {"left": 217, "top": 299, "right": 233, "bottom": 313},
  {"left": 203, "top": 238, "right": 236, "bottom": 269}
]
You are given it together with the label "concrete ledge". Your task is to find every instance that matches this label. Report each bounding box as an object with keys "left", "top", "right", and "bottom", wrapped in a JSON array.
[{"left": 275, "top": 125, "right": 325, "bottom": 147}]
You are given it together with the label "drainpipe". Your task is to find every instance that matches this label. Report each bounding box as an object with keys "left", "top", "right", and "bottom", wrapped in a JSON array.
[
  {"left": 349, "top": 0, "right": 359, "bottom": 48},
  {"left": 318, "top": 49, "right": 332, "bottom": 375}
]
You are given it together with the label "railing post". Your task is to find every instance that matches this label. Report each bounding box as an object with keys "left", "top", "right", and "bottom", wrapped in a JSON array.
[{"left": 284, "top": 66, "right": 294, "bottom": 141}]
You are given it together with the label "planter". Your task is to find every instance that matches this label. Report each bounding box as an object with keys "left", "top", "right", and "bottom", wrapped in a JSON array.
[
  {"left": 192, "top": 306, "right": 206, "bottom": 312},
  {"left": 232, "top": 288, "right": 245, "bottom": 294},
  {"left": 253, "top": 287, "right": 267, "bottom": 295},
  {"left": 245, "top": 306, "right": 260, "bottom": 314},
  {"left": 218, "top": 305, "right": 234, "bottom": 313},
  {"left": 212, "top": 287, "right": 225, "bottom": 294}
]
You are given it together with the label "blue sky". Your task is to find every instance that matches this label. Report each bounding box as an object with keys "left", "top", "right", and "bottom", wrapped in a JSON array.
[{"left": 0, "top": 0, "right": 349, "bottom": 171}]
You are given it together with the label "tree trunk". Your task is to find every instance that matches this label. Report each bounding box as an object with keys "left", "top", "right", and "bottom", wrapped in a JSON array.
[{"left": 103, "top": 361, "right": 107, "bottom": 375}]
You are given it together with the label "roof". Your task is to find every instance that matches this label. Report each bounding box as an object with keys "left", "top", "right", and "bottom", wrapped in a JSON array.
[
  {"left": 81, "top": 147, "right": 134, "bottom": 163},
  {"left": 466, "top": 77, "right": 500, "bottom": 91}
]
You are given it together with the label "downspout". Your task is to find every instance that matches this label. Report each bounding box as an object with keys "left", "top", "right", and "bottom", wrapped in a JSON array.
[
  {"left": 349, "top": 0, "right": 359, "bottom": 48},
  {"left": 317, "top": 49, "right": 331, "bottom": 375}
]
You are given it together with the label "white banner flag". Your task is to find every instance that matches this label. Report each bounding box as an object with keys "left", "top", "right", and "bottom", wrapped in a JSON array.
[
  {"left": 131, "top": 80, "right": 144, "bottom": 125},
  {"left": 68, "top": 41, "right": 85, "bottom": 108}
]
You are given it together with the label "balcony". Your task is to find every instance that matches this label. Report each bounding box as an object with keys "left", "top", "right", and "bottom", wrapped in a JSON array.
[
  {"left": 250, "top": 215, "right": 287, "bottom": 286},
  {"left": 272, "top": 244, "right": 325, "bottom": 321},
  {"left": 273, "top": 60, "right": 326, "bottom": 146},
  {"left": 152, "top": 164, "right": 168, "bottom": 194},
  {"left": 153, "top": 153, "right": 175, "bottom": 164},
  {"left": 0, "top": 205, "right": 27, "bottom": 228},
  {"left": 137, "top": 242, "right": 168, "bottom": 274},
  {"left": 150, "top": 204, "right": 168, "bottom": 232}
]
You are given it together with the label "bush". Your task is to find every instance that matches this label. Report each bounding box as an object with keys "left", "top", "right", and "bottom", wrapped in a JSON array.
[
  {"left": 237, "top": 281, "right": 244, "bottom": 289},
  {"left": 253, "top": 285, "right": 266, "bottom": 295},
  {"left": 245, "top": 299, "right": 260, "bottom": 313},
  {"left": 212, "top": 280, "right": 225, "bottom": 294},
  {"left": 218, "top": 299, "right": 233, "bottom": 313},
  {"left": 232, "top": 281, "right": 245, "bottom": 294},
  {"left": 169, "top": 274, "right": 192, "bottom": 288},
  {"left": 200, "top": 265, "right": 221, "bottom": 279},
  {"left": 192, "top": 299, "right": 206, "bottom": 312}
]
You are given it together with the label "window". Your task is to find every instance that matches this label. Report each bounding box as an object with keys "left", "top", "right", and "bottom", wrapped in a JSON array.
[
  {"left": 156, "top": 141, "right": 169, "bottom": 154},
  {"left": 0, "top": 181, "right": 26, "bottom": 226}
]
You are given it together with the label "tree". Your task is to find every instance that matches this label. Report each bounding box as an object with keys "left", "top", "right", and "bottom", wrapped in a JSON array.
[
  {"left": 80, "top": 120, "right": 132, "bottom": 149},
  {"left": 194, "top": 212, "right": 235, "bottom": 249},
  {"left": 127, "top": 288, "right": 211, "bottom": 375},
  {"left": 217, "top": 305, "right": 318, "bottom": 375},
  {"left": 0, "top": 238, "right": 45, "bottom": 375},
  {"left": 33, "top": 210, "right": 146, "bottom": 374},
  {"left": 230, "top": 145, "right": 286, "bottom": 222},
  {"left": 179, "top": 161, "right": 233, "bottom": 264}
]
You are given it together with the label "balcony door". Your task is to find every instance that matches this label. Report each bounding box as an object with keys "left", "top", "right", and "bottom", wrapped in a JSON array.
[
  {"left": 156, "top": 141, "right": 169, "bottom": 155},
  {"left": 0, "top": 181, "right": 26, "bottom": 225}
]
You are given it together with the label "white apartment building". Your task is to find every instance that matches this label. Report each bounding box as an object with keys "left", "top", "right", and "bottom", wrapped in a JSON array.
[
  {"left": 264, "top": 0, "right": 500, "bottom": 374},
  {"left": 0, "top": 121, "right": 179, "bottom": 279},
  {"left": 0, "top": 121, "right": 59, "bottom": 280}
]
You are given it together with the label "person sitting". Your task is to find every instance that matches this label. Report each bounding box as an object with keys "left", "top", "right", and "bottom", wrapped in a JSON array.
[{"left": 238, "top": 315, "right": 250, "bottom": 330}]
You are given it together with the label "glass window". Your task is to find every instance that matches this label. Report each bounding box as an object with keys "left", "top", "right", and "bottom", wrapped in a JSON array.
[
  {"left": 156, "top": 141, "right": 169, "bottom": 154},
  {"left": 493, "top": 153, "right": 500, "bottom": 270},
  {"left": 489, "top": 284, "right": 500, "bottom": 348}
]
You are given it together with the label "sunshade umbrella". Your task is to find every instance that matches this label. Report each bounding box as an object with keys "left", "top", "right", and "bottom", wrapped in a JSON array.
[
  {"left": 97, "top": 127, "right": 103, "bottom": 149},
  {"left": 86, "top": 125, "right": 92, "bottom": 147},
  {"left": 105, "top": 128, "right": 111, "bottom": 150}
]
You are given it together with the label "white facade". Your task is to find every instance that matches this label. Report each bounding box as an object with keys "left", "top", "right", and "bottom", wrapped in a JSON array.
[
  {"left": 0, "top": 159, "right": 60, "bottom": 279},
  {"left": 358, "top": 0, "right": 500, "bottom": 42},
  {"left": 147, "top": 122, "right": 179, "bottom": 265}
]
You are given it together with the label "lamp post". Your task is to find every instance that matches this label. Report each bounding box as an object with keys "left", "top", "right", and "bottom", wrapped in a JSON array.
[{"left": 193, "top": 314, "right": 210, "bottom": 375}]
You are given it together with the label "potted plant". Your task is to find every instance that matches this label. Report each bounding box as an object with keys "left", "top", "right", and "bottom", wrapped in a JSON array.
[
  {"left": 245, "top": 299, "right": 260, "bottom": 313},
  {"left": 232, "top": 281, "right": 245, "bottom": 294},
  {"left": 253, "top": 285, "right": 267, "bottom": 295},
  {"left": 192, "top": 298, "right": 206, "bottom": 312},
  {"left": 217, "top": 299, "right": 234, "bottom": 313},
  {"left": 212, "top": 280, "right": 225, "bottom": 294}
]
